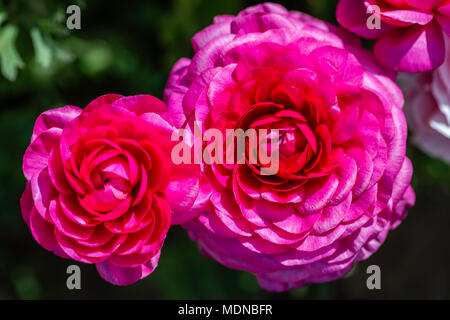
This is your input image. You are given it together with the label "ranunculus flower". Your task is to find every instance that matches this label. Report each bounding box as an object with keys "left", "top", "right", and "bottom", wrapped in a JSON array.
[
  {"left": 21, "top": 94, "right": 201, "bottom": 285},
  {"left": 336, "top": 0, "right": 450, "bottom": 72},
  {"left": 403, "top": 41, "right": 450, "bottom": 163},
  {"left": 164, "top": 3, "right": 415, "bottom": 291}
]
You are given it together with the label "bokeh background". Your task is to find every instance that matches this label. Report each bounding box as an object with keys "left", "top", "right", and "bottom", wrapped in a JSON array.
[{"left": 0, "top": 0, "right": 449, "bottom": 299}]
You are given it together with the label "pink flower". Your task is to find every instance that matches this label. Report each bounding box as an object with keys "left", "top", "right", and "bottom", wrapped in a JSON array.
[
  {"left": 164, "top": 3, "right": 415, "bottom": 291},
  {"left": 21, "top": 94, "right": 201, "bottom": 285},
  {"left": 336, "top": 0, "right": 450, "bottom": 72},
  {"left": 404, "top": 40, "right": 450, "bottom": 163}
]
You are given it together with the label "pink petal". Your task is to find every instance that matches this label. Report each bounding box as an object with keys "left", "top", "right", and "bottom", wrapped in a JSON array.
[
  {"left": 96, "top": 253, "right": 160, "bottom": 285},
  {"left": 336, "top": 0, "right": 394, "bottom": 39},
  {"left": 20, "top": 183, "right": 33, "bottom": 226},
  {"left": 192, "top": 20, "right": 232, "bottom": 52},
  {"left": 381, "top": 9, "right": 434, "bottom": 27},
  {"left": 30, "top": 169, "right": 58, "bottom": 222},
  {"left": 23, "top": 128, "right": 61, "bottom": 180},
  {"left": 373, "top": 21, "right": 445, "bottom": 72},
  {"left": 31, "top": 106, "right": 81, "bottom": 143},
  {"left": 29, "top": 207, "right": 67, "bottom": 258}
]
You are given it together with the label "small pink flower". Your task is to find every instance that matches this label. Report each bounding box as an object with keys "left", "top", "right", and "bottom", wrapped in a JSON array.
[
  {"left": 21, "top": 94, "right": 201, "bottom": 285},
  {"left": 404, "top": 41, "right": 450, "bottom": 163},
  {"left": 164, "top": 3, "right": 415, "bottom": 291},
  {"left": 336, "top": 0, "right": 450, "bottom": 72}
]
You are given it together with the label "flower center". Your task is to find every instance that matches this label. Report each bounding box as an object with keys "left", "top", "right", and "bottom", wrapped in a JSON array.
[{"left": 279, "top": 130, "right": 307, "bottom": 158}]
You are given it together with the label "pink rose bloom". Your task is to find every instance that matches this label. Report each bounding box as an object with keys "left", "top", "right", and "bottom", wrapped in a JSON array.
[
  {"left": 404, "top": 41, "right": 450, "bottom": 163},
  {"left": 164, "top": 3, "right": 415, "bottom": 291},
  {"left": 21, "top": 94, "right": 201, "bottom": 285},
  {"left": 336, "top": 0, "right": 450, "bottom": 72}
]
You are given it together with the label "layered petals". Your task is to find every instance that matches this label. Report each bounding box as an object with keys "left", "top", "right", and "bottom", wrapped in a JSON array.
[
  {"left": 337, "top": 0, "right": 450, "bottom": 72},
  {"left": 404, "top": 41, "right": 450, "bottom": 164},
  {"left": 21, "top": 94, "right": 201, "bottom": 285},
  {"left": 164, "top": 3, "right": 415, "bottom": 291}
]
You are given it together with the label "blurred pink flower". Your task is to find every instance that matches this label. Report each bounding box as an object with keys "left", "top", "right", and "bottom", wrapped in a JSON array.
[
  {"left": 21, "top": 94, "right": 201, "bottom": 285},
  {"left": 164, "top": 3, "right": 415, "bottom": 291},
  {"left": 337, "top": 0, "right": 450, "bottom": 72},
  {"left": 404, "top": 41, "right": 450, "bottom": 163}
]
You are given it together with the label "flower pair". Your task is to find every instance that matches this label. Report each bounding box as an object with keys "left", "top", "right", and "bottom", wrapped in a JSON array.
[{"left": 21, "top": 2, "right": 418, "bottom": 291}]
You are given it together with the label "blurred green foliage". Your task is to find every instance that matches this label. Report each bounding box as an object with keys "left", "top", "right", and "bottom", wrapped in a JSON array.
[
  {"left": 0, "top": 0, "right": 449, "bottom": 300},
  {"left": 0, "top": 0, "right": 80, "bottom": 80}
]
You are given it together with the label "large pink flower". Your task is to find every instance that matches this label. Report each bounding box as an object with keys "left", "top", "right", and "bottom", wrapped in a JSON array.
[
  {"left": 164, "top": 3, "right": 415, "bottom": 291},
  {"left": 21, "top": 94, "right": 201, "bottom": 285},
  {"left": 403, "top": 40, "right": 450, "bottom": 163},
  {"left": 337, "top": 0, "right": 450, "bottom": 72}
]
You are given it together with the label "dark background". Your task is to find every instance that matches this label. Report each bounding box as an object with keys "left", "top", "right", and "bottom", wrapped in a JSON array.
[{"left": 0, "top": 0, "right": 449, "bottom": 299}]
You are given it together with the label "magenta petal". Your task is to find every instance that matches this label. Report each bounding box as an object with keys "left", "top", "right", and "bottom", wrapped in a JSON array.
[
  {"left": 170, "top": 180, "right": 212, "bottom": 225},
  {"left": 405, "top": 0, "right": 443, "bottom": 11},
  {"left": 49, "top": 200, "right": 95, "bottom": 241},
  {"left": 311, "top": 193, "right": 351, "bottom": 234},
  {"left": 163, "top": 57, "right": 190, "bottom": 104},
  {"left": 331, "top": 103, "right": 359, "bottom": 144},
  {"left": 30, "top": 169, "right": 58, "bottom": 222},
  {"left": 381, "top": 9, "right": 434, "bottom": 26},
  {"left": 239, "top": 236, "right": 290, "bottom": 254},
  {"left": 272, "top": 212, "right": 312, "bottom": 234},
  {"left": 164, "top": 164, "right": 200, "bottom": 215},
  {"left": 29, "top": 207, "right": 58, "bottom": 253},
  {"left": 192, "top": 20, "right": 232, "bottom": 52},
  {"left": 297, "top": 176, "right": 339, "bottom": 214},
  {"left": 111, "top": 95, "right": 167, "bottom": 118},
  {"left": 48, "top": 147, "right": 72, "bottom": 194},
  {"left": 96, "top": 254, "right": 160, "bottom": 285},
  {"left": 230, "top": 13, "right": 296, "bottom": 35},
  {"left": 85, "top": 94, "right": 123, "bottom": 111},
  {"left": 436, "top": 14, "right": 450, "bottom": 36},
  {"left": 54, "top": 229, "right": 104, "bottom": 263},
  {"left": 140, "top": 113, "right": 174, "bottom": 134},
  {"left": 237, "top": 3, "right": 288, "bottom": 17},
  {"left": 373, "top": 21, "right": 445, "bottom": 72},
  {"left": 31, "top": 106, "right": 81, "bottom": 143},
  {"left": 20, "top": 183, "right": 33, "bottom": 226},
  {"left": 59, "top": 194, "right": 100, "bottom": 227},
  {"left": 336, "top": 0, "right": 394, "bottom": 39},
  {"left": 23, "top": 128, "right": 61, "bottom": 181}
]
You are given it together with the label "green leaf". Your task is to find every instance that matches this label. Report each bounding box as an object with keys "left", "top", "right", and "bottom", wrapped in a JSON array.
[
  {"left": 0, "top": 24, "right": 24, "bottom": 81},
  {"left": 30, "top": 28, "right": 53, "bottom": 68},
  {"left": 0, "top": 12, "right": 7, "bottom": 26},
  {"left": 80, "top": 44, "right": 113, "bottom": 76},
  {"left": 54, "top": 46, "right": 75, "bottom": 63}
]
